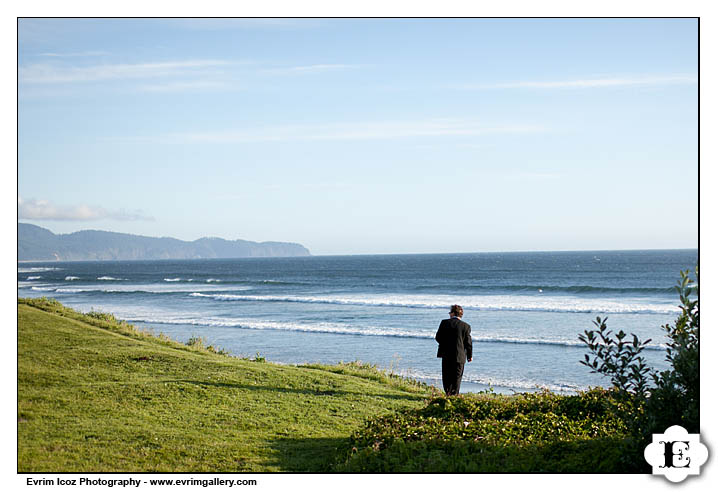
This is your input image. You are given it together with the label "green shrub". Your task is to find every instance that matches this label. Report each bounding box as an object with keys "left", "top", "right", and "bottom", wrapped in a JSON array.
[
  {"left": 643, "top": 268, "right": 699, "bottom": 434},
  {"left": 578, "top": 267, "right": 699, "bottom": 437},
  {"left": 339, "top": 389, "right": 640, "bottom": 472}
]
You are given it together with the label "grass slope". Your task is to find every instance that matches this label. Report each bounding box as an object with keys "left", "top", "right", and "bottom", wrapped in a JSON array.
[{"left": 17, "top": 298, "right": 431, "bottom": 472}]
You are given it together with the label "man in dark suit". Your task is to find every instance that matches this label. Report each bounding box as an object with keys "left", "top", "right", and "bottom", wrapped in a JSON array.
[{"left": 435, "top": 304, "right": 472, "bottom": 396}]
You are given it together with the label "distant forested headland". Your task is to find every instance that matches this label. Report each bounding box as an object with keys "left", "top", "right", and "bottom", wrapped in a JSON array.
[{"left": 18, "top": 223, "right": 311, "bottom": 261}]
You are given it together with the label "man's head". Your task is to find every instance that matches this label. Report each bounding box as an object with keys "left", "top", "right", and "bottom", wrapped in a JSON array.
[{"left": 450, "top": 305, "right": 463, "bottom": 318}]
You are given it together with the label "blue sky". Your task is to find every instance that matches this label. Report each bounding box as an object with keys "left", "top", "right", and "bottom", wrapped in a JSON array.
[{"left": 17, "top": 18, "right": 698, "bottom": 255}]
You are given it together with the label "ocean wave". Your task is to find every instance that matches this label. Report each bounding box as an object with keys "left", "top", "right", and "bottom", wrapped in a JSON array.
[
  {"left": 97, "top": 276, "right": 125, "bottom": 281},
  {"left": 118, "top": 312, "right": 666, "bottom": 351},
  {"left": 18, "top": 267, "right": 62, "bottom": 273},
  {"left": 463, "top": 376, "right": 585, "bottom": 394},
  {"left": 164, "top": 278, "right": 181, "bottom": 282},
  {"left": 64, "top": 276, "right": 80, "bottom": 281},
  {"left": 400, "top": 369, "right": 587, "bottom": 394},
  {"left": 28, "top": 284, "right": 253, "bottom": 294},
  {"left": 187, "top": 292, "right": 680, "bottom": 315},
  {"left": 206, "top": 279, "right": 221, "bottom": 283},
  {"left": 26, "top": 276, "right": 42, "bottom": 280},
  {"left": 413, "top": 284, "right": 677, "bottom": 295}
]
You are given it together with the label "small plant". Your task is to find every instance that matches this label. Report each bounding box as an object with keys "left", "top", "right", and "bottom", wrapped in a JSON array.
[
  {"left": 388, "top": 353, "right": 402, "bottom": 376},
  {"left": 579, "top": 318, "right": 653, "bottom": 396},
  {"left": 253, "top": 352, "right": 266, "bottom": 363},
  {"left": 185, "top": 336, "right": 206, "bottom": 349},
  {"left": 185, "top": 335, "right": 230, "bottom": 356},
  {"left": 86, "top": 310, "right": 120, "bottom": 324}
]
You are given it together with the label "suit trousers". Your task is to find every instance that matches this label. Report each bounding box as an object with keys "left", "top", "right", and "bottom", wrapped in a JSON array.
[{"left": 441, "top": 358, "right": 465, "bottom": 396}]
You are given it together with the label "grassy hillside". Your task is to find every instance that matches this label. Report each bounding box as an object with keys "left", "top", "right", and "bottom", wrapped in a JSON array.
[
  {"left": 17, "top": 298, "right": 431, "bottom": 472},
  {"left": 18, "top": 298, "right": 647, "bottom": 473}
]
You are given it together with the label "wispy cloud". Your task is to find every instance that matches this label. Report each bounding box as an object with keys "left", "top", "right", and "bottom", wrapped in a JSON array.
[
  {"left": 36, "top": 51, "right": 110, "bottom": 58},
  {"left": 457, "top": 74, "right": 697, "bottom": 90},
  {"left": 138, "top": 80, "right": 234, "bottom": 93},
  {"left": 166, "top": 119, "right": 546, "bottom": 143},
  {"left": 19, "top": 59, "right": 231, "bottom": 84},
  {"left": 163, "top": 18, "right": 322, "bottom": 30},
  {"left": 18, "top": 197, "right": 154, "bottom": 222},
  {"left": 262, "top": 64, "right": 363, "bottom": 75}
]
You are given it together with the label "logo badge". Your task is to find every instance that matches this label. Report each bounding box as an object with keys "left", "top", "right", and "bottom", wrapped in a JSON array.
[{"left": 644, "top": 425, "right": 709, "bottom": 482}]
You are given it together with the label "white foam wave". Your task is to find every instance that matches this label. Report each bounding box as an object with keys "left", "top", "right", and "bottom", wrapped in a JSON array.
[
  {"left": 28, "top": 284, "right": 252, "bottom": 294},
  {"left": 18, "top": 267, "right": 62, "bottom": 273},
  {"left": 464, "top": 375, "right": 585, "bottom": 393},
  {"left": 111, "top": 311, "right": 666, "bottom": 350},
  {"left": 64, "top": 276, "right": 80, "bottom": 281},
  {"left": 187, "top": 292, "right": 679, "bottom": 315},
  {"left": 206, "top": 279, "right": 221, "bottom": 283},
  {"left": 394, "top": 368, "right": 587, "bottom": 393},
  {"left": 164, "top": 278, "right": 181, "bottom": 282},
  {"left": 97, "top": 276, "right": 124, "bottom": 281},
  {"left": 30, "top": 286, "right": 56, "bottom": 292},
  {"left": 126, "top": 314, "right": 425, "bottom": 338},
  {"left": 26, "top": 276, "right": 42, "bottom": 280}
]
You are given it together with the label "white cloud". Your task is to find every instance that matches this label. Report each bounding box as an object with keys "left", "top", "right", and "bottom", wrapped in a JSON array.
[
  {"left": 138, "top": 80, "right": 234, "bottom": 93},
  {"left": 261, "top": 64, "right": 363, "bottom": 75},
  {"left": 19, "top": 59, "right": 231, "bottom": 84},
  {"left": 169, "top": 119, "right": 546, "bottom": 143},
  {"left": 458, "top": 74, "right": 697, "bottom": 90},
  {"left": 37, "top": 51, "right": 110, "bottom": 58},
  {"left": 163, "top": 18, "right": 321, "bottom": 30},
  {"left": 18, "top": 197, "right": 154, "bottom": 222}
]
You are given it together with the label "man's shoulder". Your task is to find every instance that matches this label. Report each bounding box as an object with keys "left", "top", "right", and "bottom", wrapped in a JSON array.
[{"left": 444, "top": 317, "right": 470, "bottom": 327}]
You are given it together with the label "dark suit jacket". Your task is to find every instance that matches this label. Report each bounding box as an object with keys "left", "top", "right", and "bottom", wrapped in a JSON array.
[{"left": 435, "top": 317, "right": 473, "bottom": 363}]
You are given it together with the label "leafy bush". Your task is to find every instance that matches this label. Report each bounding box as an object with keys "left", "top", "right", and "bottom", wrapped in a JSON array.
[
  {"left": 338, "top": 389, "right": 641, "bottom": 472},
  {"left": 579, "top": 267, "right": 699, "bottom": 437},
  {"left": 579, "top": 318, "right": 653, "bottom": 395},
  {"left": 643, "top": 269, "right": 699, "bottom": 434}
]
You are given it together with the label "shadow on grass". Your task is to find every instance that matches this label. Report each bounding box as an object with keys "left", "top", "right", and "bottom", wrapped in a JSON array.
[
  {"left": 263, "top": 434, "right": 648, "bottom": 473},
  {"left": 335, "top": 436, "right": 648, "bottom": 473},
  {"left": 172, "top": 379, "right": 427, "bottom": 402},
  {"left": 265, "top": 436, "right": 350, "bottom": 472}
]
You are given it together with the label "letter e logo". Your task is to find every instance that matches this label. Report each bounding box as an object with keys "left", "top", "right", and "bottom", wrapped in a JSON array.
[{"left": 645, "top": 426, "right": 708, "bottom": 482}]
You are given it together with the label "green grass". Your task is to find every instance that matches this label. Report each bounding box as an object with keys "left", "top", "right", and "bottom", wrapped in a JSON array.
[{"left": 17, "top": 298, "right": 431, "bottom": 472}]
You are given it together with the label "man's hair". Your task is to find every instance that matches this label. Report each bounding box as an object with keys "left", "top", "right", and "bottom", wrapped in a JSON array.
[{"left": 450, "top": 305, "right": 463, "bottom": 317}]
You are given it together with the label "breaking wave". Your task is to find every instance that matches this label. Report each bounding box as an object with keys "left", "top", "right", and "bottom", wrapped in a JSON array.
[
  {"left": 116, "top": 311, "right": 666, "bottom": 351},
  {"left": 187, "top": 292, "right": 679, "bottom": 315}
]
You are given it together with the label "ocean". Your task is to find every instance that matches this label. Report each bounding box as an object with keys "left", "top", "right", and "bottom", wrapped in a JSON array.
[{"left": 17, "top": 249, "right": 697, "bottom": 394}]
